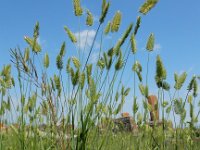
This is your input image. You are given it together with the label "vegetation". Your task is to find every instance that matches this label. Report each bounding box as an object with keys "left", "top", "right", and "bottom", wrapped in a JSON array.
[{"left": 1, "top": 0, "right": 200, "bottom": 149}]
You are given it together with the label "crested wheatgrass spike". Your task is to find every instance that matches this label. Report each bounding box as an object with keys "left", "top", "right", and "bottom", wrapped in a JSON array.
[
  {"left": 111, "top": 11, "right": 122, "bottom": 32},
  {"left": 24, "top": 36, "right": 41, "bottom": 53},
  {"left": 121, "top": 23, "right": 133, "bottom": 45},
  {"left": 24, "top": 48, "right": 30, "bottom": 62},
  {"left": 139, "top": 0, "right": 159, "bottom": 15},
  {"left": 73, "top": 0, "right": 83, "bottom": 16},
  {"left": 72, "top": 56, "right": 80, "bottom": 69},
  {"left": 59, "top": 42, "right": 66, "bottom": 57},
  {"left": 64, "top": 26, "right": 77, "bottom": 43},
  {"left": 107, "top": 47, "right": 114, "bottom": 57},
  {"left": 187, "top": 76, "right": 196, "bottom": 91},
  {"left": 86, "top": 10, "right": 93, "bottom": 26},
  {"left": 162, "top": 81, "right": 170, "bottom": 91},
  {"left": 97, "top": 58, "right": 105, "bottom": 70},
  {"left": 155, "top": 55, "right": 167, "bottom": 87},
  {"left": 115, "top": 52, "right": 123, "bottom": 71},
  {"left": 132, "top": 61, "right": 142, "bottom": 73},
  {"left": 114, "top": 23, "right": 133, "bottom": 53},
  {"left": 146, "top": 33, "right": 155, "bottom": 51},
  {"left": 79, "top": 72, "right": 85, "bottom": 89},
  {"left": 66, "top": 58, "right": 71, "bottom": 74},
  {"left": 102, "top": 0, "right": 106, "bottom": 14},
  {"left": 132, "top": 61, "right": 142, "bottom": 82},
  {"left": 54, "top": 75, "right": 60, "bottom": 90},
  {"left": 72, "top": 69, "right": 80, "bottom": 86},
  {"left": 174, "top": 72, "right": 187, "bottom": 90},
  {"left": 193, "top": 77, "right": 198, "bottom": 97},
  {"left": 104, "top": 21, "right": 111, "bottom": 35},
  {"left": 33, "top": 22, "right": 39, "bottom": 39},
  {"left": 86, "top": 64, "right": 92, "bottom": 77},
  {"left": 131, "top": 33, "right": 137, "bottom": 54},
  {"left": 56, "top": 55, "right": 63, "bottom": 70},
  {"left": 43, "top": 53, "right": 49, "bottom": 69},
  {"left": 99, "top": 2, "right": 110, "bottom": 24},
  {"left": 134, "top": 16, "right": 141, "bottom": 35}
]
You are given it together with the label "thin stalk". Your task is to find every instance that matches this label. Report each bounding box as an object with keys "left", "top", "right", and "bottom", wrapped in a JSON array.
[
  {"left": 133, "top": 54, "right": 136, "bottom": 121},
  {"left": 146, "top": 52, "right": 150, "bottom": 87}
]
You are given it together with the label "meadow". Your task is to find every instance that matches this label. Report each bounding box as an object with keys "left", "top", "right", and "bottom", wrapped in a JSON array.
[{"left": 1, "top": 0, "right": 200, "bottom": 149}]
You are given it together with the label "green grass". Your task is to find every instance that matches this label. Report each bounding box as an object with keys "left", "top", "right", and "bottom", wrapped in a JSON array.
[{"left": 1, "top": 0, "right": 200, "bottom": 149}]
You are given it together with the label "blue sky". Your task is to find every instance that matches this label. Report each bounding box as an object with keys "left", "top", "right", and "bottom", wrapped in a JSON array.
[{"left": 1, "top": 0, "right": 200, "bottom": 123}]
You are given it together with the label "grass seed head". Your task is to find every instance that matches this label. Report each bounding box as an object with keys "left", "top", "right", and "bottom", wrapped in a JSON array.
[
  {"left": 99, "top": 2, "right": 110, "bottom": 24},
  {"left": 139, "top": 0, "right": 159, "bottom": 15},
  {"left": 43, "top": 53, "right": 49, "bottom": 69},
  {"left": 64, "top": 26, "right": 77, "bottom": 43},
  {"left": 131, "top": 33, "right": 137, "bottom": 54},
  {"left": 73, "top": 0, "right": 83, "bottom": 16},
  {"left": 111, "top": 11, "right": 122, "bottom": 32},
  {"left": 104, "top": 21, "right": 111, "bottom": 35},
  {"left": 146, "top": 33, "right": 155, "bottom": 52},
  {"left": 86, "top": 10, "right": 94, "bottom": 26}
]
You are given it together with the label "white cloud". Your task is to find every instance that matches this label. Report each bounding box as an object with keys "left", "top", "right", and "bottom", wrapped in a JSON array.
[{"left": 75, "top": 30, "right": 98, "bottom": 50}]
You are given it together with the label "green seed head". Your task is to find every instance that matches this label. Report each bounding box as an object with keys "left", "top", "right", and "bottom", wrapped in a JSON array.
[
  {"left": 86, "top": 10, "right": 94, "bottom": 26},
  {"left": 146, "top": 33, "right": 155, "bottom": 52},
  {"left": 111, "top": 11, "right": 122, "bottom": 32},
  {"left": 64, "top": 26, "right": 77, "bottom": 43},
  {"left": 131, "top": 33, "right": 137, "bottom": 54},
  {"left": 99, "top": 2, "right": 110, "bottom": 23},
  {"left": 43, "top": 53, "right": 49, "bottom": 69},
  {"left": 139, "top": 0, "right": 159, "bottom": 15},
  {"left": 73, "top": 0, "right": 83, "bottom": 16}
]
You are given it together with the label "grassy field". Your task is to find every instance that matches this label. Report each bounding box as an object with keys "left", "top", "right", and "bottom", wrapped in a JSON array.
[{"left": 1, "top": 0, "right": 200, "bottom": 149}]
